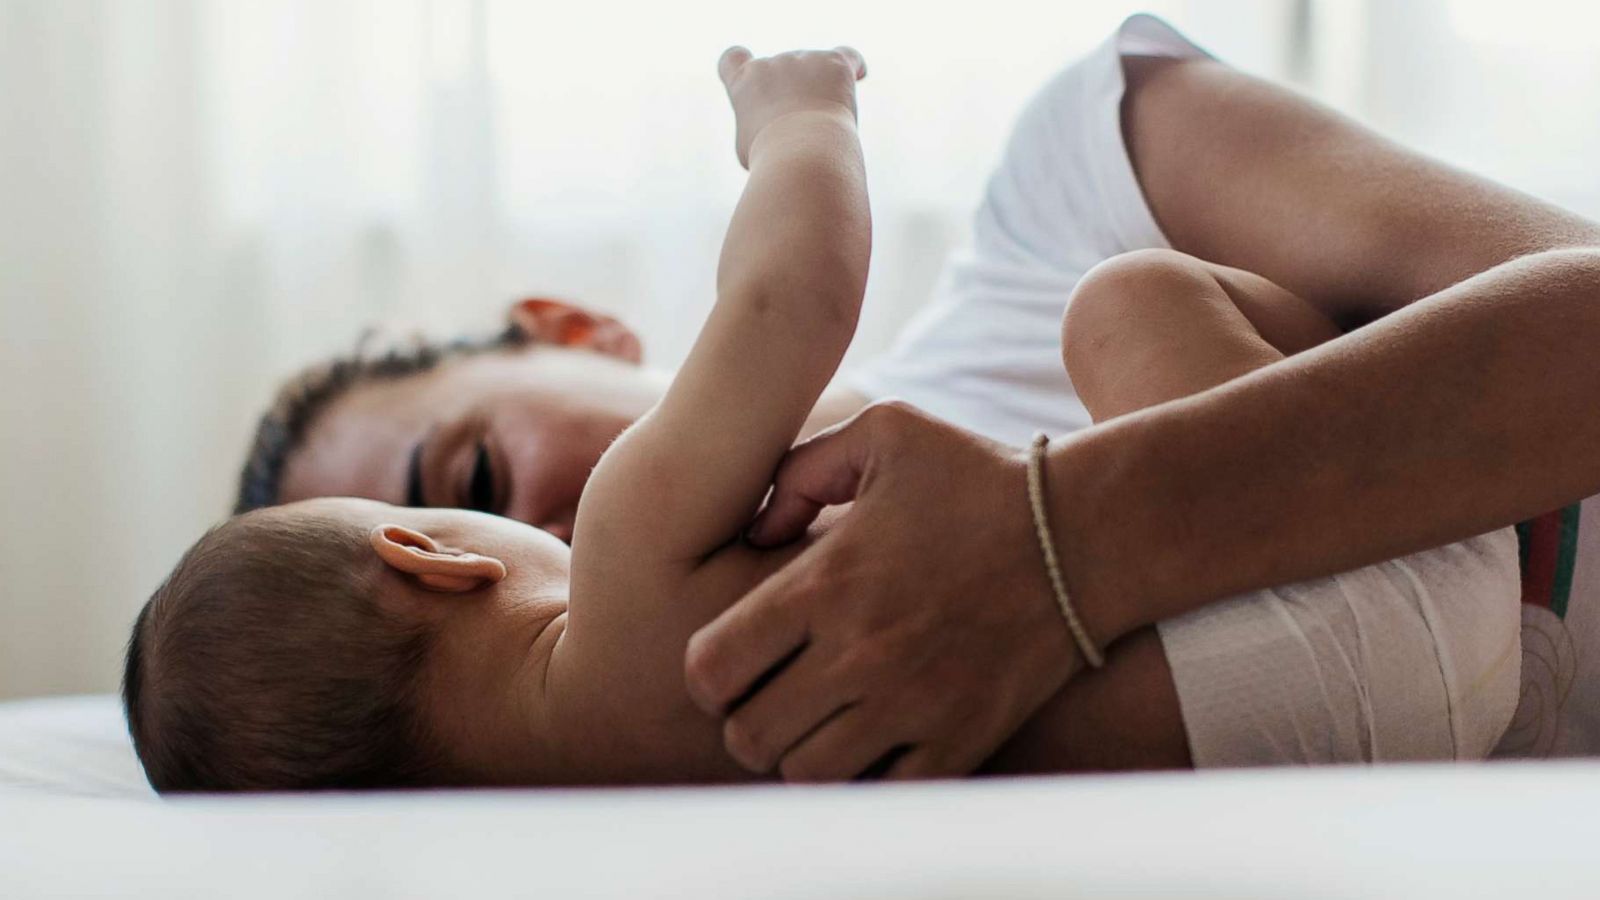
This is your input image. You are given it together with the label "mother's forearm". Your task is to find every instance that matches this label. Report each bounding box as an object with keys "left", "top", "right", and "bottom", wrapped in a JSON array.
[{"left": 1055, "top": 247, "right": 1600, "bottom": 644}]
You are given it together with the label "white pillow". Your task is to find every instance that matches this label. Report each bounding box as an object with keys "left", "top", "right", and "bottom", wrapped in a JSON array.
[{"left": 0, "top": 695, "right": 153, "bottom": 799}]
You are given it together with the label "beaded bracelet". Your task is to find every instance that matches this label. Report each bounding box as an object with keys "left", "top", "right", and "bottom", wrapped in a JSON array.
[{"left": 1026, "top": 433, "right": 1105, "bottom": 670}]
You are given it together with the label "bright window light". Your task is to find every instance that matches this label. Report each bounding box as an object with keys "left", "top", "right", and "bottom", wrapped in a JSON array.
[{"left": 1448, "top": 0, "right": 1600, "bottom": 45}]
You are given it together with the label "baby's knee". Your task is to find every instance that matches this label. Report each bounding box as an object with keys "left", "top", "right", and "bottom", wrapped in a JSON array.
[{"left": 1060, "top": 248, "right": 1214, "bottom": 385}]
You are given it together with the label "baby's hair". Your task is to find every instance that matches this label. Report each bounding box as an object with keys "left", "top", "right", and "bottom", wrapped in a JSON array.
[
  {"left": 123, "top": 508, "right": 443, "bottom": 792},
  {"left": 234, "top": 324, "right": 527, "bottom": 514}
]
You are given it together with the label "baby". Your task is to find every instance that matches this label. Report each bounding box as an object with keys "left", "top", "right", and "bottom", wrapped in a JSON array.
[{"left": 123, "top": 45, "right": 1511, "bottom": 792}]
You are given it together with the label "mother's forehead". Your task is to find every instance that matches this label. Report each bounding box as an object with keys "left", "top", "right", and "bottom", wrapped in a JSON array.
[
  {"left": 277, "top": 358, "right": 488, "bottom": 504},
  {"left": 309, "top": 349, "right": 555, "bottom": 434}
]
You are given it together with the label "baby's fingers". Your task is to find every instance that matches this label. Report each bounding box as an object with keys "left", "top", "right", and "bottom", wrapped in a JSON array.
[
  {"left": 718, "top": 45, "right": 753, "bottom": 88},
  {"left": 832, "top": 46, "right": 867, "bottom": 80}
]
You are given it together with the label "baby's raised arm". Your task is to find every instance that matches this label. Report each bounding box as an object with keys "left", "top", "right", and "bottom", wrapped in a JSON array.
[{"left": 574, "top": 47, "right": 871, "bottom": 564}]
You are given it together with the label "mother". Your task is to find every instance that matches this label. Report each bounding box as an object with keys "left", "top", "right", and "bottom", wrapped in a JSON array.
[{"left": 240, "top": 17, "right": 1598, "bottom": 775}]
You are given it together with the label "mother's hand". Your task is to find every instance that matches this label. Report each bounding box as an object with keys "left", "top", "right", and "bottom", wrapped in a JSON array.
[{"left": 683, "top": 401, "right": 1086, "bottom": 780}]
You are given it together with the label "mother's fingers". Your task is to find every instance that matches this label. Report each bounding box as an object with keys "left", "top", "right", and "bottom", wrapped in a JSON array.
[
  {"left": 746, "top": 418, "right": 875, "bottom": 546},
  {"left": 718, "top": 45, "right": 753, "bottom": 87},
  {"left": 882, "top": 745, "right": 949, "bottom": 781},
  {"left": 778, "top": 705, "right": 902, "bottom": 782},
  {"left": 722, "top": 646, "right": 855, "bottom": 772},
  {"left": 684, "top": 557, "right": 813, "bottom": 716}
]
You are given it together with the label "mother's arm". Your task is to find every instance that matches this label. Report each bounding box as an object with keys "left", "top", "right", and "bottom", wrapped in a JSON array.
[
  {"left": 1126, "top": 56, "right": 1600, "bottom": 318},
  {"left": 1062, "top": 56, "right": 1600, "bottom": 640}
]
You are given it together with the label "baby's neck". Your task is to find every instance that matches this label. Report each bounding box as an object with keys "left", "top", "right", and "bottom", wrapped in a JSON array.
[{"left": 427, "top": 594, "right": 573, "bottom": 786}]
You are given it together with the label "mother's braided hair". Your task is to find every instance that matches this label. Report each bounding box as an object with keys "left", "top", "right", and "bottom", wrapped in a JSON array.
[{"left": 233, "top": 324, "right": 528, "bottom": 514}]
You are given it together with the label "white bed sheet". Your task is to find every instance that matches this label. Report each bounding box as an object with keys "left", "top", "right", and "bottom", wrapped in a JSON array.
[
  {"left": 0, "top": 694, "right": 150, "bottom": 799},
  {"left": 4, "top": 695, "right": 1599, "bottom": 899}
]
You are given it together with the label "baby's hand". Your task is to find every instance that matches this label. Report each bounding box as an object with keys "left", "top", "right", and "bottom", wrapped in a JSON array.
[{"left": 718, "top": 46, "right": 867, "bottom": 169}]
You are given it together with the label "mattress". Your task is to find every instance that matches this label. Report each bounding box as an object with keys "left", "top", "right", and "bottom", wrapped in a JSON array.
[{"left": 4, "top": 695, "right": 1599, "bottom": 899}]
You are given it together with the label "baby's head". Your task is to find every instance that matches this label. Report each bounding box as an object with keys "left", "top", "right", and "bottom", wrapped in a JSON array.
[{"left": 124, "top": 498, "right": 571, "bottom": 792}]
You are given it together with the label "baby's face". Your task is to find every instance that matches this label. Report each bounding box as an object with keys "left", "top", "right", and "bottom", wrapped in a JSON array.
[{"left": 282, "top": 497, "right": 574, "bottom": 783}]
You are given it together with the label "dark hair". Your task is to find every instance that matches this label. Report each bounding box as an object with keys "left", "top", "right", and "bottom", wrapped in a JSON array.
[
  {"left": 234, "top": 326, "right": 526, "bottom": 515},
  {"left": 123, "top": 508, "right": 444, "bottom": 792}
]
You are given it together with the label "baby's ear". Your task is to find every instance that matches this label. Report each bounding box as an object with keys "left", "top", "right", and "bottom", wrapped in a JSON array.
[
  {"left": 508, "top": 297, "right": 644, "bottom": 364},
  {"left": 368, "top": 525, "right": 507, "bottom": 593}
]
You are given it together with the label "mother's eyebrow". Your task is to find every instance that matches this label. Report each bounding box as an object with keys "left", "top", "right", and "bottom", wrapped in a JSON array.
[{"left": 406, "top": 441, "right": 426, "bottom": 507}]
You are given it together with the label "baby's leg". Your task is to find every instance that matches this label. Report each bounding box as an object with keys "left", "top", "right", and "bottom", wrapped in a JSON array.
[
  {"left": 987, "top": 252, "right": 1519, "bottom": 773},
  {"left": 1062, "top": 248, "right": 1342, "bottom": 423},
  {"left": 988, "top": 249, "right": 1343, "bottom": 774}
]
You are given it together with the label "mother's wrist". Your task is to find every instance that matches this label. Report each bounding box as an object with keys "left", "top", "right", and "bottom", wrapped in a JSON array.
[
  {"left": 1041, "top": 419, "right": 1162, "bottom": 647},
  {"left": 1026, "top": 434, "right": 1106, "bottom": 669}
]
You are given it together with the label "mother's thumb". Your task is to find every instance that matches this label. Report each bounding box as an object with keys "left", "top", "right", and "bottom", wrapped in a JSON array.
[{"left": 745, "top": 412, "right": 885, "bottom": 546}]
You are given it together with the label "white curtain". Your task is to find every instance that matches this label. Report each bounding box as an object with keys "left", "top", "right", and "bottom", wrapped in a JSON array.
[
  {"left": 1358, "top": 0, "right": 1600, "bottom": 219},
  {"left": 14, "top": 0, "right": 1588, "bottom": 699}
]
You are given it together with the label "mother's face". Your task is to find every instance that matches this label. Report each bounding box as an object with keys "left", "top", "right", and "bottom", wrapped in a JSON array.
[{"left": 279, "top": 306, "right": 667, "bottom": 542}]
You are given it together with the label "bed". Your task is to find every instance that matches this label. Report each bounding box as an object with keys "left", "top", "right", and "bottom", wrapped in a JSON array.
[{"left": 3, "top": 694, "right": 1597, "bottom": 899}]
